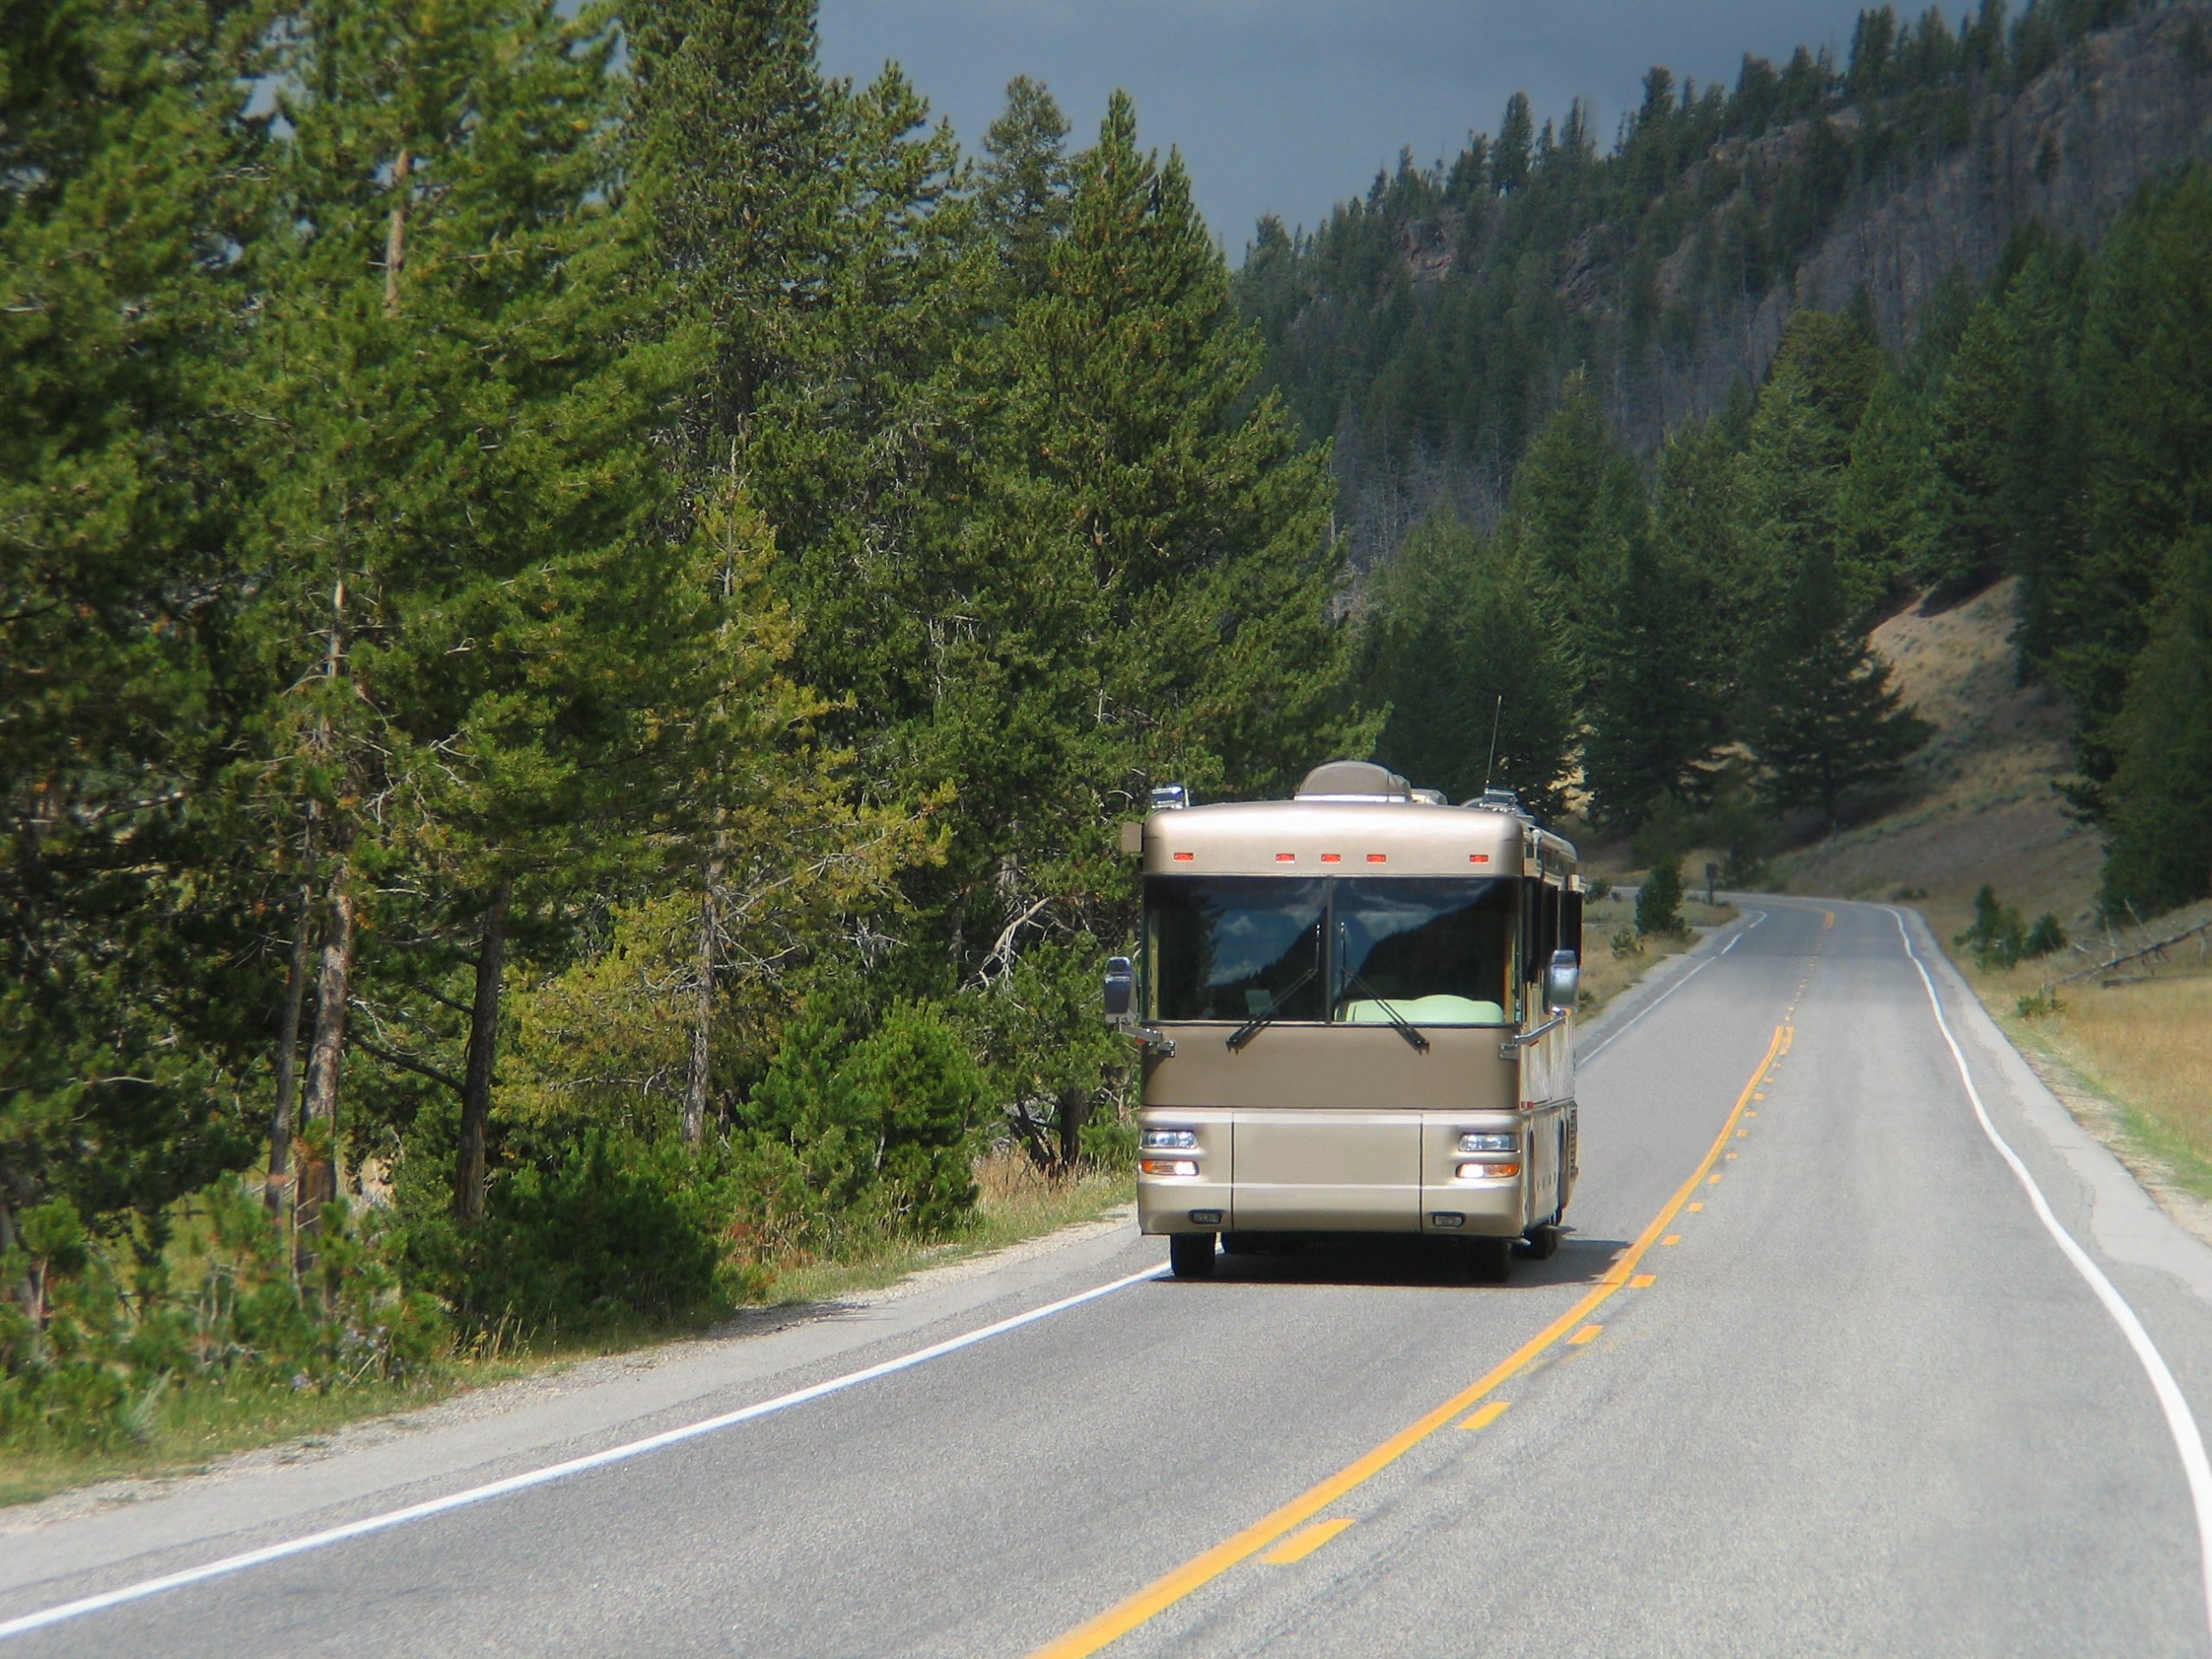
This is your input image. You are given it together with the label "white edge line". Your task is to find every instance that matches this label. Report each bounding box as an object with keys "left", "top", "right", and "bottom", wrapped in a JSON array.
[
  {"left": 1890, "top": 906, "right": 2212, "bottom": 1643},
  {"left": 0, "top": 1264, "right": 1166, "bottom": 1642},
  {"left": 1580, "top": 908, "right": 1764, "bottom": 1065}
]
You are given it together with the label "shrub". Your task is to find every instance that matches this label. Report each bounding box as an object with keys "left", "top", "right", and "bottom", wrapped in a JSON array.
[
  {"left": 403, "top": 1131, "right": 743, "bottom": 1335},
  {"left": 747, "top": 997, "right": 986, "bottom": 1245},
  {"left": 1636, "top": 858, "right": 1687, "bottom": 938},
  {"left": 2023, "top": 912, "right": 2069, "bottom": 959},
  {"left": 1, "top": 1184, "right": 448, "bottom": 1451},
  {"left": 1956, "top": 884, "right": 2026, "bottom": 969}
]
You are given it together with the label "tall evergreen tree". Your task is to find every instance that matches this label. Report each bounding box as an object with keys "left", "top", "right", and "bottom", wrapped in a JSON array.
[
  {"left": 2101, "top": 531, "right": 2212, "bottom": 915},
  {"left": 1362, "top": 508, "right": 1575, "bottom": 812},
  {"left": 1745, "top": 549, "right": 1931, "bottom": 827},
  {"left": 2051, "top": 166, "right": 2212, "bottom": 816},
  {"left": 1737, "top": 358, "right": 1847, "bottom": 645},
  {"left": 1926, "top": 297, "right": 2021, "bottom": 590},
  {"left": 977, "top": 76, "right": 1071, "bottom": 302},
  {"left": 1498, "top": 368, "right": 1646, "bottom": 664},
  {"left": 1835, "top": 369, "right": 1937, "bottom": 613},
  {"left": 1, "top": 0, "right": 269, "bottom": 1241},
  {"left": 236, "top": 0, "right": 684, "bottom": 1224}
]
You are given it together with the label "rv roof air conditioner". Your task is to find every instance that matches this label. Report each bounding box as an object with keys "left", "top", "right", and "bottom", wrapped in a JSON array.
[{"left": 1294, "top": 760, "right": 1414, "bottom": 803}]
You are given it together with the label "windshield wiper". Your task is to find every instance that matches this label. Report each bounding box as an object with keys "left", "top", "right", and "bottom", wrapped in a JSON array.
[
  {"left": 1337, "top": 969, "right": 1432, "bottom": 1053},
  {"left": 1226, "top": 965, "right": 1317, "bottom": 1051}
]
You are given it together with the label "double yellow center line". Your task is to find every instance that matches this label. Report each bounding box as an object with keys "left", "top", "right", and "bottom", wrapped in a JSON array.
[{"left": 1029, "top": 1023, "right": 1792, "bottom": 1659}]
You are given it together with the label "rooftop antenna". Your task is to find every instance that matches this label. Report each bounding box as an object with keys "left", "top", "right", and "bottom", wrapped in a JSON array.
[{"left": 1481, "top": 694, "right": 1503, "bottom": 793}]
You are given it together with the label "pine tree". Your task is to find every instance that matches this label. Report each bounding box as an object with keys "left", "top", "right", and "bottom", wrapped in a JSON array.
[
  {"left": 1582, "top": 422, "right": 1731, "bottom": 827},
  {"left": 2101, "top": 531, "right": 2212, "bottom": 915},
  {"left": 1745, "top": 550, "right": 1932, "bottom": 827},
  {"left": 938, "top": 92, "right": 1367, "bottom": 1152},
  {"left": 1498, "top": 368, "right": 1647, "bottom": 665},
  {"left": 1835, "top": 369, "right": 1938, "bottom": 613},
  {"left": 977, "top": 76, "right": 1071, "bottom": 302},
  {"left": 1926, "top": 298, "right": 2021, "bottom": 590},
  {"left": 1361, "top": 509, "right": 1575, "bottom": 811},
  {"left": 1737, "top": 359, "right": 1846, "bottom": 644},
  {"left": 2052, "top": 165, "right": 2212, "bottom": 817},
  {"left": 235, "top": 0, "right": 681, "bottom": 1225},
  {"left": 1494, "top": 93, "right": 1535, "bottom": 194},
  {"left": 0, "top": 0, "right": 269, "bottom": 1240}
]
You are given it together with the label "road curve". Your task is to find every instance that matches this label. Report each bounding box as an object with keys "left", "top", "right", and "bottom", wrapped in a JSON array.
[{"left": 5, "top": 898, "right": 2211, "bottom": 1657}]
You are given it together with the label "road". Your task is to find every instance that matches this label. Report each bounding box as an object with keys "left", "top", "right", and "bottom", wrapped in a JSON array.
[{"left": 5, "top": 898, "right": 2212, "bottom": 1656}]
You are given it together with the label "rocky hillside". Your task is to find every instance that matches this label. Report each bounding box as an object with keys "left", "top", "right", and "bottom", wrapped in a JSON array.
[
  {"left": 1664, "top": 3, "right": 2212, "bottom": 433},
  {"left": 1239, "top": 1, "right": 2212, "bottom": 565}
]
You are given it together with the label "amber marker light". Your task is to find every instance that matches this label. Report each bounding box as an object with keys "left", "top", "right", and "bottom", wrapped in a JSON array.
[
  {"left": 1321, "top": 852, "right": 1342, "bottom": 863},
  {"left": 1366, "top": 853, "right": 1387, "bottom": 863},
  {"left": 1140, "top": 1159, "right": 1198, "bottom": 1177},
  {"left": 1172, "top": 851, "right": 1194, "bottom": 862},
  {"left": 1469, "top": 853, "right": 1491, "bottom": 864},
  {"left": 1275, "top": 852, "right": 1295, "bottom": 862},
  {"left": 1457, "top": 1160, "right": 1521, "bottom": 1179}
]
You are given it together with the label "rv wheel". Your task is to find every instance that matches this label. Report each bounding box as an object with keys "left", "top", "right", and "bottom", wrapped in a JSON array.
[
  {"left": 1521, "top": 1224, "right": 1560, "bottom": 1262},
  {"left": 1169, "top": 1232, "right": 1218, "bottom": 1280},
  {"left": 1466, "top": 1237, "right": 1511, "bottom": 1284}
]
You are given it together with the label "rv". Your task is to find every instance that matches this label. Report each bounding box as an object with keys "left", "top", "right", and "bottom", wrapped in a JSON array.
[{"left": 1104, "top": 760, "right": 1583, "bottom": 1281}]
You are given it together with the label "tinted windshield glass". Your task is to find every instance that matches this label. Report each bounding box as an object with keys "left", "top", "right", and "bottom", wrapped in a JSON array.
[
  {"left": 1332, "top": 878, "right": 1513, "bottom": 1026},
  {"left": 1146, "top": 878, "right": 1325, "bottom": 1022},
  {"left": 1143, "top": 875, "right": 1512, "bottom": 1026}
]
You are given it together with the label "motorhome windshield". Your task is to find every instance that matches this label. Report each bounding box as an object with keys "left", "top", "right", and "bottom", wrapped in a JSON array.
[
  {"left": 1147, "top": 877, "right": 1326, "bottom": 1024},
  {"left": 1145, "top": 876, "right": 1513, "bottom": 1026}
]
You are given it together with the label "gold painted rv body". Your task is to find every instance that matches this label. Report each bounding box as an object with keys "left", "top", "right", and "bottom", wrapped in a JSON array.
[{"left": 1132, "top": 785, "right": 1580, "bottom": 1243}]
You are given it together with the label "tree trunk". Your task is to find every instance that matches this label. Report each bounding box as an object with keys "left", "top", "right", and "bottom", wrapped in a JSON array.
[
  {"left": 296, "top": 868, "right": 356, "bottom": 1262},
  {"left": 454, "top": 881, "right": 513, "bottom": 1224},
  {"left": 1055, "top": 1085, "right": 1088, "bottom": 1175},
  {"left": 384, "top": 148, "right": 411, "bottom": 315},
  {"left": 264, "top": 854, "right": 316, "bottom": 1218},
  {"left": 682, "top": 858, "right": 720, "bottom": 1148}
]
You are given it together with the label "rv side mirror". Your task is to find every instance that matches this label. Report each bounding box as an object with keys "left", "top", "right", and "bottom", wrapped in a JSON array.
[
  {"left": 1103, "top": 956, "right": 1135, "bottom": 1022},
  {"left": 1543, "top": 949, "right": 1580, "bottom": 1015}
]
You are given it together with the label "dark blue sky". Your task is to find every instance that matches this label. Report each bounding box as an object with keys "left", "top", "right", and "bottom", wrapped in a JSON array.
[{"left": 818, "top": 1, "right": 1885, "bottom": 259}]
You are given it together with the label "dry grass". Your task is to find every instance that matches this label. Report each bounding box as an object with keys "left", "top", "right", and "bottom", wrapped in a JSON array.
[
  {"left": 1960, "top": 894, "right": 2212, "bottom": 1197},
  {"left": 2019, "top": 976, "right": 2212, "bottom": 1191},
  {"left": 1577, "top": 890, "right": 1738, "bottom": 1016},
  {"left": 757, "top": 1151, "right": 1129, "bottom": 1307}
]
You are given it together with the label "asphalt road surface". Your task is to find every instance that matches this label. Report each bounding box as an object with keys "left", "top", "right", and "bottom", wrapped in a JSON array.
[{"left": 6, "top": 898, "right": 2212, "bottom": 1657}]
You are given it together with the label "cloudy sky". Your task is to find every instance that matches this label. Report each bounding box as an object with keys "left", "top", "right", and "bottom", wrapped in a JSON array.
[{"left": 817, "top": 1, "right": 1882, "bottom": 259}]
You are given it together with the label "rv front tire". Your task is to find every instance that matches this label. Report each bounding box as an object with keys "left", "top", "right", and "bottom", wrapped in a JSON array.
[{"left": 1169, "top": 1232, "right": 1218, "bottom": 1280}]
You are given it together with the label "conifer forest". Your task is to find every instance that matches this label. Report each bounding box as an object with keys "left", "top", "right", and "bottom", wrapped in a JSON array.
[{"left": 6, "top": 0, "right": 2212, "bottom": 1446}]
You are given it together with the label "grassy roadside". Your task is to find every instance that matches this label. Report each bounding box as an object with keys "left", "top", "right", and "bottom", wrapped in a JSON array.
[
  {"left": 1578, "top": 888, "right": 1739, "bottom": 1016},
  {"left": 1939, "top": 893, "right": 2212, "bottom": 1206},
  {"left": 0, "top": 1153, "right": 1131, "bottom": 1510}
]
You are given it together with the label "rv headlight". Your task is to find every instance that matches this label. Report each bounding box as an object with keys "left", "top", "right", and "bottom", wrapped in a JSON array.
[
  {"left": 1141, "top": 1128, "right": 1198, "bottom": 1150},
  {"left": 1457, "top": 1132, "right": 1518, "bottom": 1154}
]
